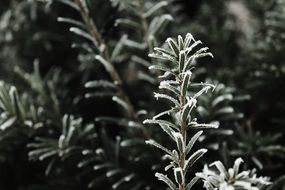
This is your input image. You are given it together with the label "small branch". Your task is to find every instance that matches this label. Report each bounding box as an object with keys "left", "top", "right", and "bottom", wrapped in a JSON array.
[
  {"left": 74, "top": 0, "right": 151, "bottom": 139},
  {"left": 145, "top": 33, "right": 215, "bottom": 190},
  {"left": 74, "top": 0, "right": 136, "bottom": 118}
]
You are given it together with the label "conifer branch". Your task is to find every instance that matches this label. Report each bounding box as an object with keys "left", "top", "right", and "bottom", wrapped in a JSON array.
[{"left": 74, "top": 0, "right": 136, "bottom": 118}]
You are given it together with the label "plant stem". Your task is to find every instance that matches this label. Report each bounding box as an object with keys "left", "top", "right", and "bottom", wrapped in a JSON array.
[{"left": 179, "top": 77, "right": 187, "bottom": 190}]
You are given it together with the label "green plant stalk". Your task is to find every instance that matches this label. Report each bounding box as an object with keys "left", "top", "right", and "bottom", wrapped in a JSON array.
[{"left": 179, "top": 92, "right": 187, "bottom": 190}]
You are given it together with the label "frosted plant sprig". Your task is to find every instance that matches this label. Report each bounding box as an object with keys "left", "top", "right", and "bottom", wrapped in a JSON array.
[
  {"left": 0, "top": 81, "right": 44, "bottom": 130},
  {"left": 143, "top": 33, "right": 218, "bottom": 190},
  {"left": 196, "top": 157, "right": 271, "bottom": 190}
]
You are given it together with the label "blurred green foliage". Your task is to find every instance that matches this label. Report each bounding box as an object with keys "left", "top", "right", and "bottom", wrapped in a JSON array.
[{"left": 0, "top": 0, "right": 284, "bottom": 189}]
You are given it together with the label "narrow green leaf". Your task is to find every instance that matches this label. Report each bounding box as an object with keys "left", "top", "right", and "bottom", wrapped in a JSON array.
[
  {"left": 159, "top": 82, "right": 180, "bottom": 96},
  {"left": 178, "top": 35, "right": 184, "bottom": 50},
  {"left": 94, "top": 55, "right": 116, "bottom": 80},
  {"left": 115, "top": 18, "right": 141, "bottom": 29},
  {"left": 0, "top": 116, "right": 17, "bottom": 130},
  {"left": 214, "top": 107, "right": 234, "bottom": 116},
  {"left": 185, "top": 131, "right": 203, "bottom": 154},
  {"left": 69, "top": 27, "right": 98, "bottom": 46},
  {"left": 57, "top": 17, "right": 85, "bottom": 28},
  {"left": 155, "top": 173, "right": 178, "bottom": 190},
  {"left": 112, "top": 96, "right": 131, "bottom": 114},
  {"left": 153, "top": 108, "right": 175, "bottom": 120},
  {"left": 111, "top": 35, "right": 128, "bottom": 60},
  {"left": 143, "top": 1, "right": 168, "bottom": 18},
  {"left": 181, "top": 71, "right": 192, "bottom": 97},
  {"left": 179, "top": 51, "right": 186, "bottom": 72},
  {"left": 149, "top": 64, "right": 173, "bottom": 73},
  {"left": 143, "top": 119, "right": 178, "bottom": 130},
  {"left": 154, "top": 47, "right": 176, "bottom": 58},
  {"left": 85, "top": 80, "right": 116, "bottom": 89},
  {"left": 233, "top": 157, "right": 243, "bottom": 176},
  {"left": 154, "top": 92, "right": 180, "bottom": 107},
  {"left": 166, "top": 38, "right": 180, "bottom": 56},
  {"left": 185, "top": 176, "right": 200, "bottom": 190},
  {"left": 173, "top": 132, "right": 185, "bottom": 153},
  {"left": 131, "top": 56, "right": 151, "bottom": 67},
  {"left": 184, "top": 33, "right": 194, "bottom": 49},
  {"left": 212, "top": 94, "right": 233, "bottom": 107},
  {"left": 148, "top": 53, "right": 176, "bottom": 62},
  {"left": 124, "top": 39, "right": 146, "bottom": 50},
  {"left": 146, "top": 139, "right": 172, "bottom": 155},
  {"left": 189, "top": 123, "right": 219, "bottom": 129},
  {"left": 174, "top": 167, "right": 184, "bottom": 185},
  {"left": 185, "top": 40, "right": 202, "bottom": 55},
  {"left": 144, "top": 120, "right": 176, "bottom": 140},
  {"left": 149, "top": 14, "right": 173, "bottom": 36},
  {"left": 193, "top": 86, "right": 213, "bottom": 99},
  {"left": 210, "top": 161, "right": 228, "bottom": 177},
  {"left": 181, "top": 98, "right": 197, "bottom": 123},
  {"left": 184, "top": 149, "right": 207, "bottom": 171}
]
